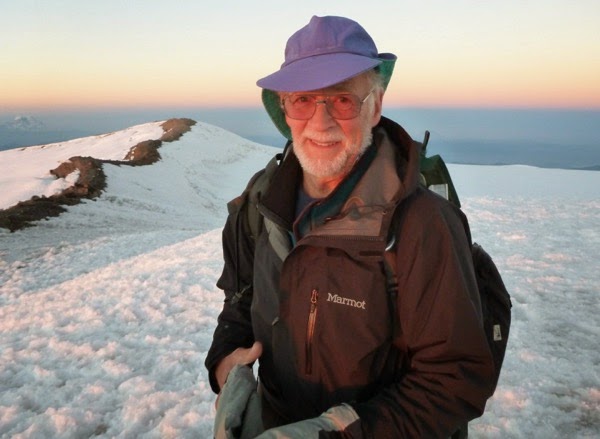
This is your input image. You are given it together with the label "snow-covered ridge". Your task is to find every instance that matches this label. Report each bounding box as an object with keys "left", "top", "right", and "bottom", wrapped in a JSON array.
[
  {"left": 0, "top": 119, "right": 202, "bottom": 231},
  {"left": 0, "top": 121, "right": 166, "bottom": 211}
]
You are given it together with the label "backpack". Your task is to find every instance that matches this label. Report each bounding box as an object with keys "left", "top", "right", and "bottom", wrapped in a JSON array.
[
  {"left": 416, "top": 131, "right": 512, "bottom": 392},
  {"left": 233, "top": 133, "right": 512, "bottom": 393}
]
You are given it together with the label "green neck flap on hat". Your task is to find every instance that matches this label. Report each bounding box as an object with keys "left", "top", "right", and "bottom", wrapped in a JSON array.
[
  {"left": 262, "top": 89, "right": 292, "bottom": 140},
  {"left": 261, "top": 57, "right": 396, "bottom": 142}
]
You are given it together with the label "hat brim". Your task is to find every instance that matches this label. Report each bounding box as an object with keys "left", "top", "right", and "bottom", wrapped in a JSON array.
[
  {"left": 257, "top": 53, "right": 382, "bottom": 92},
  {"left": 260, "top": 54, "right": 396, "bottom": 140}
]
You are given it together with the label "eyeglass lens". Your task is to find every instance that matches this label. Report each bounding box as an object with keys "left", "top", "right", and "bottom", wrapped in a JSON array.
[{"left": 283, "top": 93, "right": 363, "bottom": 120}]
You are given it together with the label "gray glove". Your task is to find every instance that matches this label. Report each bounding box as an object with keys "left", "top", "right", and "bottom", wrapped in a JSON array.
[
  {"left": 213, "top": 364, "right": 264, "bottom": 439},
  {"left": 254, "top": 403, "right": 360, "bottom": 438}
]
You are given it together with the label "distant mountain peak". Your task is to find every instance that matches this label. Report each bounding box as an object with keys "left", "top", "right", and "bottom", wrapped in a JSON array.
[{"left": 4, "top": 115, "right": 46, "bottom": 131}]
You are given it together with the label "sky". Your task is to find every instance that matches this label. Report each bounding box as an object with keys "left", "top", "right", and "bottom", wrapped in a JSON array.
[
  {"left": 1, "top": 121, "right": 599, "bottom": 437},
  {"left": 2, "top": 0, "right": 600, "bottom": 111}
]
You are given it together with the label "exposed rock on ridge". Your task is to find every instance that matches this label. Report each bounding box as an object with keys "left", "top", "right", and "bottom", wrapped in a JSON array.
[{"left": 0, "top": 118, "right": 196, "bottom": 232}]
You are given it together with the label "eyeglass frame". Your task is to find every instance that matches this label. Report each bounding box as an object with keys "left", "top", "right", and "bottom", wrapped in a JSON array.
[{"left": 280, "top": 88, "right": 375, "bottom": 121}]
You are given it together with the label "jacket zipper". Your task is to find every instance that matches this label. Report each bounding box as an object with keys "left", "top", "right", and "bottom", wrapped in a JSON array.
[{"left": 305, "top": 289, "right": 319, "bottom": 375}]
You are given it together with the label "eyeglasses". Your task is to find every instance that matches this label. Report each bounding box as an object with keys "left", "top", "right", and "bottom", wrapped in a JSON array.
[{"left": 281, "top": 89, "right": 374, "bottom": 120}]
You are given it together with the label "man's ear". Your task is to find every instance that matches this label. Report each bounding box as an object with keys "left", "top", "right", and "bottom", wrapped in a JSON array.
[{"left": 371, "top": 90, "right": 384, "bottom": 127}]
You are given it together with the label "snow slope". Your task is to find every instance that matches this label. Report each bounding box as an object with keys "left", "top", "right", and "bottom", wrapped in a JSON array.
[
  {"left": 0, "top": 122, "right": 165, "bottom": 210},
  {"left": 0, "top": 121, "right": 598, "bottom": 438}
]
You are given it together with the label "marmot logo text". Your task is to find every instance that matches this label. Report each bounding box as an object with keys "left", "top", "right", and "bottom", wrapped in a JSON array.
[{"left": 327, "top": 293, "right": 366, "bottom": 310}]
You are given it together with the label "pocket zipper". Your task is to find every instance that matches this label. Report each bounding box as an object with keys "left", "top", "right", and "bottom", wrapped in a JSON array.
[{"left": 305, "top": 289, "right": 318, "bottom": 375}]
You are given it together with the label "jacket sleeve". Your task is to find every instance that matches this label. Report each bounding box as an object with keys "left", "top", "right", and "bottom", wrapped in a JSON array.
[
  {"left": 204, "top": 203, "right": 256, "bottom": 394},
  {"left": 353, "top": 192, "right": 496, "bottom": 438}
]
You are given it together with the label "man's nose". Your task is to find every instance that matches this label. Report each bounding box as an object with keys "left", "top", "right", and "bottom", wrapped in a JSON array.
[{"left": 309, "top": 100, "right": 337, "bottom": 129}]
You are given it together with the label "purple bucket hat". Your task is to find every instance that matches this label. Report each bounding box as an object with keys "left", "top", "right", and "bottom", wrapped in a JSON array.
[
  {"left": 257, "top": 16, "right": 397, "bottom": 140},
  {"left": 257, "top": 15, "right": 396, "bottom": 91}
]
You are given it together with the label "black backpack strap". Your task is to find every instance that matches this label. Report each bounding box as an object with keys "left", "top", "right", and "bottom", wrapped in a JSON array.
[
  {"left": 246, "top": 153, "right": 282, "bottom": 241},
  {"left": 227, "top": 151, "right": 282, "bottom": 304},
  {"left": 382, "top": 249, "right": 399, "bottom": 340},
  {"left": 382, "top": 190, "right": 421, "bottom": 347}
]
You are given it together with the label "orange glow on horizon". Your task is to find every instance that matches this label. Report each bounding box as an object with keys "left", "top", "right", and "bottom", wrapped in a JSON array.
[
  {"left": 385, "top": 81, "right": 600, "bottom": 109},
  {"left": 2, "top": 68, "right": 599, "bottom": 111},
  {"left": 4, "top": 83, "right": 600, "bottom": 111}
]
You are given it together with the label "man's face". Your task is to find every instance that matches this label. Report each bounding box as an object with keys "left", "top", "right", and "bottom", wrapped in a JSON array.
[{"left": 284, "top": 74, "right": 383, "bottom": 180}]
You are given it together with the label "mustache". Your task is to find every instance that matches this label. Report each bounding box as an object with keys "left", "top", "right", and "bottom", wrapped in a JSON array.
[{"left": 300, "top": 132, "right": 343, "bottom": 143}]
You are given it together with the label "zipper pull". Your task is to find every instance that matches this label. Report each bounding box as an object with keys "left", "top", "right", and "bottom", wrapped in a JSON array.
[{"left": 310, "top": 289, "right": 318, "bottom": 311}]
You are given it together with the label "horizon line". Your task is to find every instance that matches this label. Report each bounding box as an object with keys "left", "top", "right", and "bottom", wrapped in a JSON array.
[{"left": 2, "top": 103, "right": 600, "bottom": 113}]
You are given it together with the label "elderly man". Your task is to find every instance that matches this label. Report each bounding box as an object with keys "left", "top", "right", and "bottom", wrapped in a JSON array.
[{"left": 206, "top": 15, "right": 495, "bottom": 438}]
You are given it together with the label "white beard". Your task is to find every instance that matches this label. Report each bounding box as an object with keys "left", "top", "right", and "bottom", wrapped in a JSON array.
[{"left": 293, "top": 130, "right": 373, "bottom": 179}]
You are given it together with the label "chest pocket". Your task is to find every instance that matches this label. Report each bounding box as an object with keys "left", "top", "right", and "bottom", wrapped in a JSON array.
[{"left": 279, "top": 245, "right": 393, "bottom": 389}]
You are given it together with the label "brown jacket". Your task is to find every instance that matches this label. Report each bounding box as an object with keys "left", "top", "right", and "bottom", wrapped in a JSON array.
[{"left": 206, "top": 117, "right": 495, "bottom": 437}]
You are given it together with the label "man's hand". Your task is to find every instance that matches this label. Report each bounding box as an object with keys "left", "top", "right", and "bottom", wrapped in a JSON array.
[
  {"left": 214, "top": 364, "right": 264, "bottom": 439},
  {"left": 216, "top": 342, "right": 263, "bottom": 390}
]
